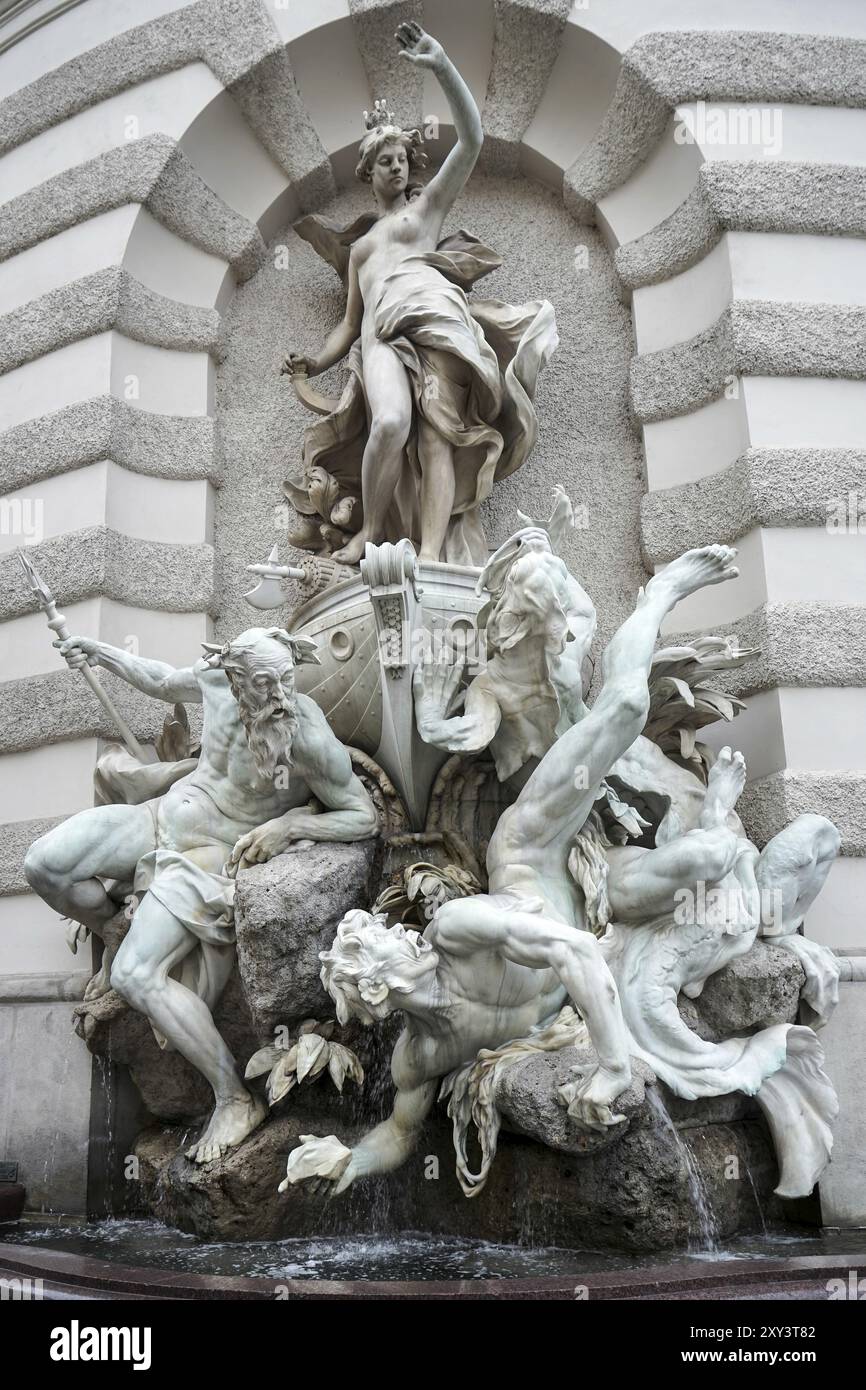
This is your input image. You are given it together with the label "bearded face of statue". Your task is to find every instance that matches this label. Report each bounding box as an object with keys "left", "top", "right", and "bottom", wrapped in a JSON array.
[{"left": 228, "top": 648, "right": 299, "bottom": 780}]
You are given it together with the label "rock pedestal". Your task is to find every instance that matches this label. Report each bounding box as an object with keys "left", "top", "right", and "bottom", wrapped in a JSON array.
[
  {"left": 78, "top": 847, "right": 810, "bottom": 1252},
  {"left": 135, "top": 1084, "right": 787, "bottom": 1252},
  {"left": 234, "top": 840, "right": 381, "bottom": 1036}
]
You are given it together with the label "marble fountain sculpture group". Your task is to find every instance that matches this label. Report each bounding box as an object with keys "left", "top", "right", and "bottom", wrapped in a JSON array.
[{"left": 24, "top": 26, "right": 842, "bottom": 1233}]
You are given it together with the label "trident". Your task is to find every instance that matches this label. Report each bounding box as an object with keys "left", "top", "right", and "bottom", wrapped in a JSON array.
[{"left": 18, "top": 549, "right": 145, "bottom": 762}]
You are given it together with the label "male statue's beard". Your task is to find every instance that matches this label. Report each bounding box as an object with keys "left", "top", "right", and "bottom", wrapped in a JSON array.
[{"left": 233, "top": 681, "right": 298, "bottom": 780}]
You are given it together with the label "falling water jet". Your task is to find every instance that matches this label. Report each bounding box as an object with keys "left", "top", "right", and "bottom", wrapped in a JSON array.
[{"left": 645, "top": 1088, "right": 719, "bottom": 1253}]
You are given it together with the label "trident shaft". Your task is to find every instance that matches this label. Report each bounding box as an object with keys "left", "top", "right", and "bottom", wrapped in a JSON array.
[{"left": 18, "top": 550, "right": 145, "bottom": 763}]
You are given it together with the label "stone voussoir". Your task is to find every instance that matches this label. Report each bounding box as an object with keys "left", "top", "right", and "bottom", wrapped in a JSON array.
[
  {"left": 0, "top": 0, "right": 333, "bottom": 204},
  {"left": 566, "top": 30, "right": 866, "bottom": 222},
  {"left": 0, "top": 397, "right": 221, "bottom": 496},
  {"left": 641, "top": 448, "right": 866, "bottom": 563},
  {"left": 616, "top": 162, "right": 866, "bottom": 290},
  {"left": 630, "top": 302, "right": 866, "bottom": 423},
  {"left": 0, "top": 267, "right": 222, "bottom": 377},
  {"left": 0, "top": 135, "right": 267, "bottom": 280},
  {"left": 478, "top": 0, "right": 573, "bottom": 177},
  {"left": 349, "top": 0, "right": 426, "bottom": 133}
]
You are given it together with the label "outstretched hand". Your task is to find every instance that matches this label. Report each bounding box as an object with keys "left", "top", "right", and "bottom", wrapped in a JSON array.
[
  {"left": 395, "top": 20, "right": 445, "bottom": 71},
  {"left": 278, "top": 1133, "right": 357, "bottom": 1197},
  {"left": 412, "top": 634, "right": 465, "bottom": 725}
]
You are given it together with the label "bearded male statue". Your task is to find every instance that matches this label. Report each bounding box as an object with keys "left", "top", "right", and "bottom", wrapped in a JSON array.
[{"left": 24, "top": 626, "right": 378, "bottom": 1162}]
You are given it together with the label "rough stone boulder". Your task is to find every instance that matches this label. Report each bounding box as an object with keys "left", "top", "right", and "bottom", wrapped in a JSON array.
[
  {"left": 496, "top": 1046, "right": 656, "bottom": 1155},
  {"left": 684, "top": 939, "right": 806, "bottom": 1041},
  {"left": 136, "top": 1078, "right": 786, "bottom": 1251},
  {"left": 234, "top": 839, "right": 381, "bottom": 1036}
]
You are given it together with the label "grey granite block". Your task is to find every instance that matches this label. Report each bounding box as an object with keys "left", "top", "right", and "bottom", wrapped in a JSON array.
[
  {"left": 0, "top": 268, "right": 222, "bottom": 377},
  {"left": 566, "top": 31, "right": 866, "bottom": 219},
  {"left": 0, "top": 0, "right": 333, "bottom": 206},
  {"left": 0, "top": 397, "right": 221, "bottom": 493},
  {"left": 630, "top": 302, "right": 866, "bottom": 423},
  {"left": 617, "top": 162, "right": 866, "bottom": 290},
  {"left": 0, "top": 527, "right": 215, "bottom": 622},
  {"left": 479, "top": 0, "right": 572, "bottom": 177},
  {"left": 0, "top": 135, "right": 267, "bottom": 281},
  {"left": 641, "top": 448, "right": 866, "bottom": 562},
  {"left": 665, "top": 603, "right": 866, "bottom": 700}
]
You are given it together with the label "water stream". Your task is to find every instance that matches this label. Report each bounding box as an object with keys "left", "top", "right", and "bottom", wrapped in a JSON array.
[{"left": 645, "top": 1087, "right": 719, "bottom": 1253}]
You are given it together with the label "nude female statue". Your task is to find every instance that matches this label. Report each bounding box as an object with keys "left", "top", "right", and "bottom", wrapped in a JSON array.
[{"left": 282, "top": 22, "right": 557, "bottom": 567}]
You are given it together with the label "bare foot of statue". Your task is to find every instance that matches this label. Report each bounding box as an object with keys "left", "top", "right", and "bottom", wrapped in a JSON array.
[
  {"left": 331, "top": 530, "right": 368, "bottom": 567},
  {"left": 702, "top": 746, "right": 747, "bottom": 827},
  {"left": 646, "top": 544, "right": 739, "bottom": 608},
  {"left": 185, "top": 1092, "right": 267, "bottom": 1165}
]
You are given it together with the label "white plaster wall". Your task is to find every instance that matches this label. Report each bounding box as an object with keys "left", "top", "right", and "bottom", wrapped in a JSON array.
[
  {"left": 523, "top": 22, "right": 620, "bottom": 174},
  {"left": 645, "top": 380, "right": 866, "bottom": 491},
  {"left": 633, "top": 239, "right": 733, "bottom": 353},
  {"left": 124, "top": 208, "right": 233, "bottom": 309},
  {"left": 598, "top": 116, "right": 703, "bottom": 248},
  {"left": 0, "top": 600, "right": 210, "bottom": 680},
  {"left": 0, "top": 65, "right": 225, "bottom": 204},
  {"left": 644, "top": 392, "right": 750, "bottom": 491},
  {"left": 0, "top": 0, "right": 199, "bottom": 98},
  {"left": 0, "top": 205, "right": 139, "bottom": 314},
  {"left": 663, "top": 528, "right": 866, "bottom": 632},
  {"left": 701, "top": 688, "right": 866, "bottom": 779},
  {"left": 0, "top": 334, "right": 114, "bottom": 430},
  {"left": 179, "top": 88, "right": 291, "bottom": 228},
  {"left": 633, "top": 233, "right": 866, "bottom": 354},
  {"left": 0, "top": 894, "right": 85, "bottom": 974},
  {"left": 578, "top": 0, "right": 866, "bottom": 49},
  {"left": 743, "top": 377, "right": 866, "bottom": 452},
  {"left": 0, "top": 463, "right": 213, "bottom": 551},
  {"left": 109, "top": 336, "right": 213, "bottom": 417},
  {"left": 0, "top": 739, "right": 100, "bottom": 821}
]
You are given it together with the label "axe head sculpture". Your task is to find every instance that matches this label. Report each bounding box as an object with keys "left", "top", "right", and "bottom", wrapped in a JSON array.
[{"left": 244, "top": 545, "right": 305, "bottom": 611}]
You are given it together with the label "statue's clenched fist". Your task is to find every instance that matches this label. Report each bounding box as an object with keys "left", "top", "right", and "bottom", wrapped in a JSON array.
[{"left": 54, "top": 634, "right": 100, "bottom": 670}]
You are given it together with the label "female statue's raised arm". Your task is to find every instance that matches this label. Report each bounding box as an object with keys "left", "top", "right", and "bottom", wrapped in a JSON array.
[{"left": 396, "top": 21, "right": 482, "bottom": 219}]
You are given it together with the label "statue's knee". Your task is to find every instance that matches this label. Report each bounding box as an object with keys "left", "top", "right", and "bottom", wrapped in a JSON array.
[
  {"left": 24, "top": 836, "right": 58, "bottom": 893},
  {"left": 371, "top": 409, "right": 409, "bottom": 448},
  {"left": 699, "top": 829, "right": 739, "bottom": 884},
  {"left": 792, "top": 814, "right": 840, "bottom": 862},
  {"left": 110, "top": 954, "right": 148, "bottom": 1005}
]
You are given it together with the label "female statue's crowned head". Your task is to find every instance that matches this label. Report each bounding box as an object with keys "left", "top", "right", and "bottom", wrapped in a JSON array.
[{"left": 355, "top": 98, "right": 427, "bottom": 202}]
